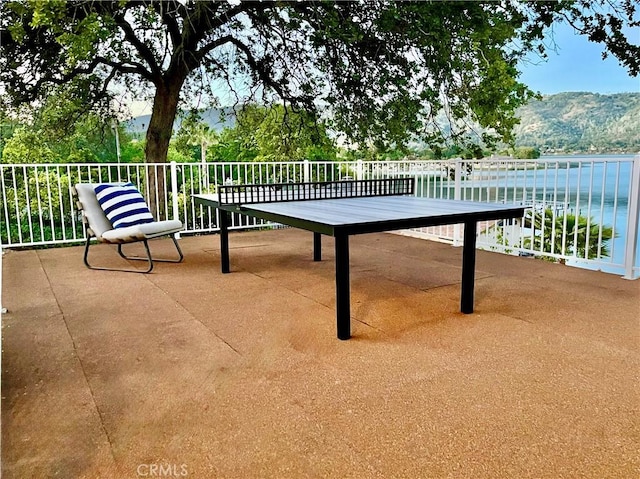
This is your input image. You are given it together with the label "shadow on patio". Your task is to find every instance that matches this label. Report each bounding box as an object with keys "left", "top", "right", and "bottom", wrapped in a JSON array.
[{"left": 2, "top": 229, "right": 638, "bottom": 478}]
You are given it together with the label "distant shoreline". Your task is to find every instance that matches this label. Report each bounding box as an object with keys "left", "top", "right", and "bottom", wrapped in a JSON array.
[{"left": 539, "top": 152, "right": 639, "bottom": 157}]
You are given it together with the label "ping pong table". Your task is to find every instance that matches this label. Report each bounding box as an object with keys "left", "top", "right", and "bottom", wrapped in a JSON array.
[{"left": 193, "top": 178, "right": 525, "bottom": 340}]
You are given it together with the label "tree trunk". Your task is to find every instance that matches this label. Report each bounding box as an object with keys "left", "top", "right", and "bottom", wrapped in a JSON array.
[{"left": 144, "top": 78, "right": 184, "bottom": 219}]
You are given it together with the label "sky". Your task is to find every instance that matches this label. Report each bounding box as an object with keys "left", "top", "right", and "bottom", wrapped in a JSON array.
[{"left": 518, "top": 22, "right": 640, "bottom": 94}]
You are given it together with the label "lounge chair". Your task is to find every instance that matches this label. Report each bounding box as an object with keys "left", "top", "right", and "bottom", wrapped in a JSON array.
[{"left": 73, "top": 183, "right": 184, "bottom": 273}]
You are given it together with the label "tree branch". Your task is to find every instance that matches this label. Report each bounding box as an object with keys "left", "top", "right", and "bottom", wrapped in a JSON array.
[
  {"left": 194, "top": 34, "right": 236, "bottom": 62},
  {"left": 150, "top": 1, "right": 183, "bottom": 49},
  {"left": 94, "top": 56, "right": 154, "bottom": 81},
  {"left": 112, "top": 11, "right": 163, "bottom": 82},
  {"left": 223, "top": 36, "right": 289, "bottom": 101}
]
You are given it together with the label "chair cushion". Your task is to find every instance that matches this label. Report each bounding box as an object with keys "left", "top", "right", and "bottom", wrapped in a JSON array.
[
  {"left": 94, "top": 183, "right": 155, "bottom": 229},
  {"left": 100, "top": 220, "right": 184, "bottom": 243},
  {"left": 75, "top": 183, "right": 113, "bottom": 238}
]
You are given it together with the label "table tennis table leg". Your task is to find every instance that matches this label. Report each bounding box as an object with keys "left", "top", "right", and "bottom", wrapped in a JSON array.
[
  {"left": 335, "top": 233, "right": 351, "bottom": 340},
  {"left": 219, "top": 209, "right": 230, "bottom": 274},
  {"left": 313, "top": 232, "right": 322, "bottom": 261},
  {"left": 461, "top": 220, "right": 477, "bottom": 313}
]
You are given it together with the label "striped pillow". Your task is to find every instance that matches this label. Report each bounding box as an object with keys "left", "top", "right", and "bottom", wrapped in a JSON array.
[{"left": 94, "top": 183, "right": 154, "bottom": 229}]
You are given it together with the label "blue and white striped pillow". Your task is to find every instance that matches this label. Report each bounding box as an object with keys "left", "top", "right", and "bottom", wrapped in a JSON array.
[{"left": 94, "top": 183, "right": 154, "bottom": 229}]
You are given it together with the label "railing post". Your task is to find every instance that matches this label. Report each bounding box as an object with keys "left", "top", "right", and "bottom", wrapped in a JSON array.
[
  {"left": 356, "top": 159, "right": 364, "bottom": 181},
  {"left": 623, "top": 153, "right": 640, "bottom": 279},
  {"left": 201, "top": 156, "right": 209, "bottom": 190},
  {"left": 170, "top": 161, "right": 181, "bottom": 239},
  {"left": 453, "top": 159, "right": 463, "bottom": 246},
  {"left": 0, "top": 248, "right": 6, "bottom": 314},
  {"left": 303, "top": 159, "right": 311, "bottom": 183}
]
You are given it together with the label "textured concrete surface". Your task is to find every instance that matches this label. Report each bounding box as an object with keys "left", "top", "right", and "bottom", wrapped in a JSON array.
[{"left": 1, "top": 229, "right": 639, "bottom": 478}]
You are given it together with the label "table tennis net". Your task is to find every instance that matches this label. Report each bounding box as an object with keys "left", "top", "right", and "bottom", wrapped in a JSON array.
[{"left": 217, "top": 178, "right": 415, "bottom": 205}]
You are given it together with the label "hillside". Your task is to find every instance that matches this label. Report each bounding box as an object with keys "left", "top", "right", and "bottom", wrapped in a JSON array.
[
  {"left": 124, "top": 92, "right": 640, "bottom": 154},
  {"left": 513, "top": 92, "right": 640, "bottom": 154},
  {"left": 125, "top": 106, "right": 236, "bottom": 136}
]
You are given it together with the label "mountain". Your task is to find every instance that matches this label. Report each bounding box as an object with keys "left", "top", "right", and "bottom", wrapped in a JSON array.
[
  {"left": 513, "top": 92, "right": 640, "bottom": 154},
  {"left": 124, "top": 93, "right": 640, "bottom": 154},
  {"left": 124, "top": 106, "right": 236, "bottom": 136}
]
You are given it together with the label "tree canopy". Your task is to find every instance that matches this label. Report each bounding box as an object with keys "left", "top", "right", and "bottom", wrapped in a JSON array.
[
  {"left": 1, "top": 1, "right": 638, "bottom": 163},
  {"left": 173, "top": 104, "right": 336, "bottom": 164}
]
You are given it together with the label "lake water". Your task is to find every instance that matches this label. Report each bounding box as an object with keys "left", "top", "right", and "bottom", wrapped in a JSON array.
[{"left": 417, "top": 154, "right": 639, "bottom": 274}]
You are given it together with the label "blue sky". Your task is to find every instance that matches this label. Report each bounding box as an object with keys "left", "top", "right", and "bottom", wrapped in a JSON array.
[{"left": 519, "top": 22, "right": 640, "bottom": 94}]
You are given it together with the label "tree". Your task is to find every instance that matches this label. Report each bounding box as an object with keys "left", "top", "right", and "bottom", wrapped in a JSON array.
[
  {"left": 524, "top": 208, "right": 615, "bottom": 262},
  {"left": 0, "top": 107, "right": 140, "bottom": 164},
  {"left": 234, "top": 104, "right": 336, "bottom": 163},
  {"left": 204, "top": 104, "right": 337, "bottom": 182},
  {"left": 1, "top": 1, "right": 638, "bottom": 166},
  {"left": 512, "top": 146, "right": 541, "bottom": 159},
  {"left": 174, "top": 111, "right": 220, "bottom": 165}
]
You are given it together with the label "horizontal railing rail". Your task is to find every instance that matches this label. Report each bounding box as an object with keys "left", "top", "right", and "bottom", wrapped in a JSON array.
[{"left": 1, "top": 156, "right": 638, "bottom": 278}]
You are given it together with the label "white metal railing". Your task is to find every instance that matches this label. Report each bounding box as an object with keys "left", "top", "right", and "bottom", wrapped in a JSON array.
[
  {"left": 382, "top": 155, "right": 640, "bottom": 279},
  {"left": 1, "top": 156, "right": 638, "bottom": 278}
]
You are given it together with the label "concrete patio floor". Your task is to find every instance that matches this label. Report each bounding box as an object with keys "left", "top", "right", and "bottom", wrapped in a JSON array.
[{"left": 1, "top": 229, "right": 639, "bottom": 479}]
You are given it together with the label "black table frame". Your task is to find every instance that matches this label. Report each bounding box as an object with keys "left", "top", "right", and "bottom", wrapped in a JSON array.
[{"left": 194, "top": 192, "right": 525, "bottom": 340}]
